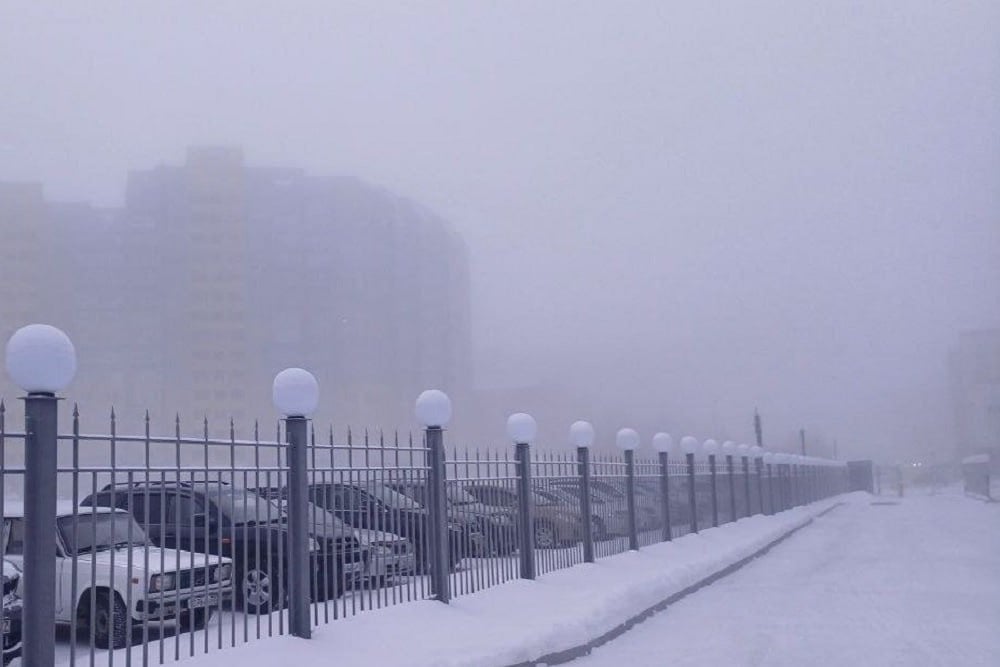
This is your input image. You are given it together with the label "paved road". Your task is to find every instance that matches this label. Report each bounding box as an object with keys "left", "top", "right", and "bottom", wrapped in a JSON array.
[{"left": 571, "top": 489, "right": 1000, "bottom": 666}]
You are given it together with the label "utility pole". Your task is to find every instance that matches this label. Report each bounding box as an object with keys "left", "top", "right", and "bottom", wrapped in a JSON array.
[
  {"left": 754, "top": 409, "right": 763, "bottom": 448},
  {"left": 799, "top": 428, "right": 806, "bottom": 456}
]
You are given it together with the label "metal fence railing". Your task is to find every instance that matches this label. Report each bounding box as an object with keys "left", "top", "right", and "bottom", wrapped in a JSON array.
[{"left": 0, "top": 398, "right": 851, "bottom": 667}]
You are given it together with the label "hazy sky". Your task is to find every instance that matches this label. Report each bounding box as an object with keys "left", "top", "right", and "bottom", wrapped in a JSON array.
[{"left": 2, "top": 2, "right": 998, "bottom": 460}]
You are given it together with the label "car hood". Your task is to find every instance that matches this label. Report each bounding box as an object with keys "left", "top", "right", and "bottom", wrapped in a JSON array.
[
  {"left": 76, "top": 547, "right": 230, "bottom": 575},
  {"left": 355, "top": 528, "right": 408, "bottom": 546}
]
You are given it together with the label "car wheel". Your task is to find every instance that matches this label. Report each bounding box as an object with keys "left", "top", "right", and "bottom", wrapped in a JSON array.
[
  {"left": 91, "top": 590, "right": 129, "bottom": 650},
  {"left": 533, "top": 521, "right": 558, "bottom": 549},
  {"left": 239, "top": 567, "right": 274, "bottom": 614}
]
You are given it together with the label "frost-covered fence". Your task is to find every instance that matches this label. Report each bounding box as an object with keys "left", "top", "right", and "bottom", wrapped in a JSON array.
[{"left": 1, "top": 324, "right": 852, "bottom": 667}]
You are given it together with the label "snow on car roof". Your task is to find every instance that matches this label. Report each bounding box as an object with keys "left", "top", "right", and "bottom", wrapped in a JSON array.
[{"left": 2, "top": 501, "right": 128, "bottom": 519}]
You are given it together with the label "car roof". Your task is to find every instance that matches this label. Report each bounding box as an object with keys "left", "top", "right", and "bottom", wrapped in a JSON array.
[{"left": 3, "top": 501, "right": 128, "bottom": 519}]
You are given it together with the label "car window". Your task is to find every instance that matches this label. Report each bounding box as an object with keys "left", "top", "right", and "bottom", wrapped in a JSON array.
[{"left": 167, "top": 494, "right": 205, "bottom": 523}]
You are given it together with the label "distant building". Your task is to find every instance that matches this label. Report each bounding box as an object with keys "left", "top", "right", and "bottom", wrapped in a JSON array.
[
  {"left": 0, "top": 148, "right": 472, "bottom": 436},
  {"left": 949, "top": 329, "right": 1000, "bottom": 458}
]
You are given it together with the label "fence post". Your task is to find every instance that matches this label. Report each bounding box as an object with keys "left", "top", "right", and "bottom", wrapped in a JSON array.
[
  {"left": 577, "top": 446, "right": 594, "bottom": 562},
  {"left": 741, "top": 447, "right": 751, "bottom": 518},
  {"left": 616, "top": 429, "right": 640, "bottom": 551},
  {"left": 285, "top": 414, "right": 311, "bottom": 638},
  {"left": 658, "top": 451, "right": 672, "bottom": 541},
  {"left": 508, "top": 413, "right": 537, "bottom": 580},
  {"left": 570, "top": 421, "right": 595, "bottom": 562},
  {"left": 6, "top": 325, "right": 76, "bottom": 667},
  {"left": 652, "top": 433, "right": 673, "bottom": 542},
  {"left": 726, "top": 450, "right": 736, "bottom": 520},
  {"left": 708, "top": 449, "right": 719, "bottom": 527},
  {"left": 681, "top": 436, "right": 699, "bottom": 533},
  {"left": 272, "top": 368, "right": 320, "bottom": 640},
  {"left": 753, "top": 448, "right": 763, "bottom": 515},
  {"left": 415, "top": 390, "right": 454, "bottom": 602}
]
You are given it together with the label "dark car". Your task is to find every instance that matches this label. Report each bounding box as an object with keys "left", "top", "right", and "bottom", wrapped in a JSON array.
[
  {"left": 307, "top": 482, "right": 472, "bottom": 571},
  {"left": 385, "top": 481, "right": 518, "bottom": 556},
  {"left": 82, "top": 481, "right": 365, "bottom": 614},
  {"left": 1, "top": 560, "right": 21, "bottom": 666}
]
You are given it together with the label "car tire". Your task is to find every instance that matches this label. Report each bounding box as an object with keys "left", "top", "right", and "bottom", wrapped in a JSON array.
[
  {"left": 238, "top": 567, "right": 275, "bottom": 615},
  {"left": 91, "top": 590, "right": 129, "bottom": 650}
]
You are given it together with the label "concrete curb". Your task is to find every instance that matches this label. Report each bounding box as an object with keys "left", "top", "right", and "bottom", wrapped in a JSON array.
[{"left": 507, "top": 502, "right": 845, "bottom": 667}]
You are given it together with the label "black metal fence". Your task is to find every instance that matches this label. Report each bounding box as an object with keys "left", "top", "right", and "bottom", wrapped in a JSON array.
[{"left": 0, "top": 400, "right": 849, "bottom": 667}]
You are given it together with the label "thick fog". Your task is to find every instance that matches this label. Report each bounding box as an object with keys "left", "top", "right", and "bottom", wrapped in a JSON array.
[{"left": 1, "top": 2, "right": 998, "bottom": 462}]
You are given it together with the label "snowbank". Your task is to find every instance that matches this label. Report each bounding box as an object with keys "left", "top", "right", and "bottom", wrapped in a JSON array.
[{"left": 176, "top": 495, "right": 850, "bottom": 667}]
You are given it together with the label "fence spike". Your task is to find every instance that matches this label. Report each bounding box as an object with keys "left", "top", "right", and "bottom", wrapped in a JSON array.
[{"left": 230, "top": 417, "right": 236, "bottom": 441}]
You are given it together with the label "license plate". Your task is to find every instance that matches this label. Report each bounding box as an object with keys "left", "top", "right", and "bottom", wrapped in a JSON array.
[{"left": 187, "top": 594, "right": 219, "bottom": 609}]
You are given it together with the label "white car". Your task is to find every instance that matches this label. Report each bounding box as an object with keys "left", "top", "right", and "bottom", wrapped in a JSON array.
[
  {"left": 2, "top": 503, "right": 233, "bottom": 649},
  {"left": 356, "top": 529, "right": 415, "bottom": 583}
]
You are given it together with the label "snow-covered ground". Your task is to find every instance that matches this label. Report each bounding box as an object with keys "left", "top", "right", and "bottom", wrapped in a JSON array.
[
  {"left": 44, "top": 489, "right": 997, "bottom": 667},
  {"left": 115, "top": 495, "right": 841, "bottom": 667},
  {"left": 572, "top": 487, "right": 1000, "bottom": 666}
]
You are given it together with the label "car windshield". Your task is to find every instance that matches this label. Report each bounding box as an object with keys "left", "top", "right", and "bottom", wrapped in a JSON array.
[
  {"left": 363, "top": 484, "right": 423, "bottom": 510},
  {"left": 446, "top": 486, "right": 479, "bottom": 505},
  {"left": 59, "top": 512, "right": 147, "bottom": 555},
  {"left": 205, "top": 487, "right": 288, "bottom": 525}
]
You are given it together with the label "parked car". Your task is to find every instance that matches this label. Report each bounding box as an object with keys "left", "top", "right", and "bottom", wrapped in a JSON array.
[
  {"left": 3, "top": 503, "right": 232, "bottom": 649},
  {"left": 82, "top": 481, "right": 362, "bottom": 614},
  {"left": 385, "top": 481, "right": 518, "bottom": 556},
  {"left": 531, "top": 485, "right": 629, "bottom": 541},
  {"left": 250, "top": 489, "right": 371, "bottom": 593},
  {"left": 462, "top": 483, "right": 584, "bottom": 549},
  {"left": 307, "top": 482, "right": 472, "bottom": 571},
  {"left": 1, "top": 560, "right": 22, "bottom": 665},
  {"left": 549, "top": 478, "right": 661, "bottom": 531}
]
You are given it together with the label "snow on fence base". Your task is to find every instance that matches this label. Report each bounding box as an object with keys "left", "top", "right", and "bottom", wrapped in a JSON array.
[
  {"left": 174, "top": 495, "right": 852, "bottom": 667},
  {"left": 507, "top": 501, "right": 845, "bottom": 667}
]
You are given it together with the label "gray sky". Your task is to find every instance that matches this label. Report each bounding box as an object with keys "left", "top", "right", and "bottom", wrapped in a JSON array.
[{"left": 2, "top": 1, "right": 998, "bottom": 460}]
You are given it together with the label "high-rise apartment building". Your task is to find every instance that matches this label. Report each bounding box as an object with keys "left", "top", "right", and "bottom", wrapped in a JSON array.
[{"left": 0, "top": 148, "right": 472, "bottom": 435}]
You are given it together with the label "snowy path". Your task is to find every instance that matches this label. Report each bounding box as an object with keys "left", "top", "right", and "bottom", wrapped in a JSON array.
[{"left": 571, "top": 490, "right": 1000, "bottom": 666}]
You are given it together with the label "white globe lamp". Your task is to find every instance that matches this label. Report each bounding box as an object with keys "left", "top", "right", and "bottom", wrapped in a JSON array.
[
  {"left": 5, "top": 324, "right": 77, "bottom": 394},
  {"left": 652, "top": 432, "right": 672, "bottom": 454},
  {"left": 415, "top": 389, "right": 452, "bottom": 428},
  {"left": 616, "top": 428, "right": 640, "bottom": 451},
  {"left": 272, "top": 368, "right": 319, "bottom": 417},
  {"left": 569, "top": 421, "right": 595, "bottom": 449},
  {"left": 507, "top": 413, "right": 537, "bottom": 445}
]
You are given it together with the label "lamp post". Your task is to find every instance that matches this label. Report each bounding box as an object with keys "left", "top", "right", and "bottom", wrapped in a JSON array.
[
  {"left": 616, "top": 428, "right": 640, "bottom": 550},
  {"left": 703, "top": 439, "right": 719, "bottom": 527},
  {"left": 681, "top": 436, "right": 699, "bottom": 533},
  {"left": 508, "top": 413, "right": 538, "bottom": 580},
  {"left": 723, "top": 440, "right": 737, "bottom": 520},
  {"left": 6, "top": 325, "right": 76, "bottom": 667},
  {"left": 652, "top": 433, "right": 673, "bottom": 542},
  {"left": 570, "top": 420, "right": 596, "bottom": 562},
  {"left": 415, "top": 389, "right": 453, "bottom": 603},
  {"left": 272, "top": 367, "right": 319, "bottom": 639}
]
